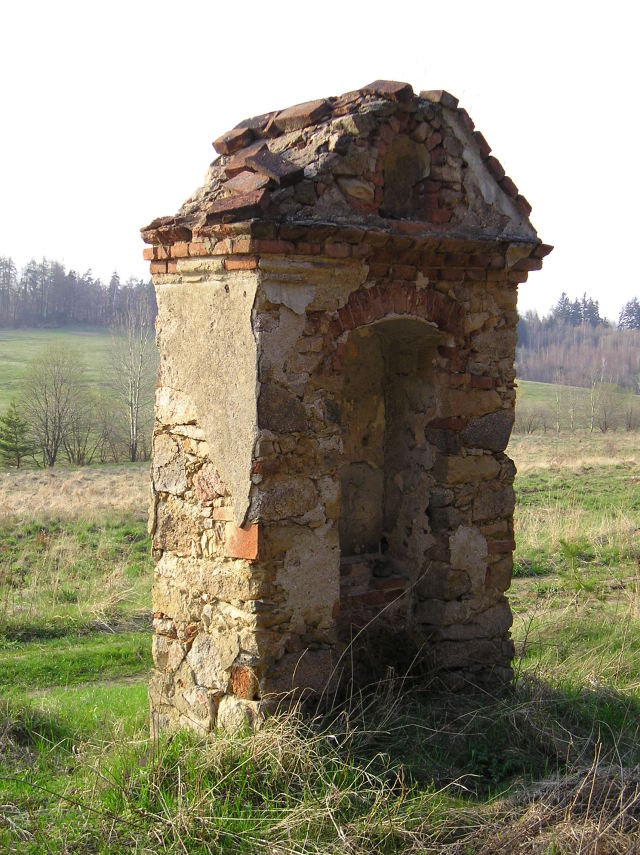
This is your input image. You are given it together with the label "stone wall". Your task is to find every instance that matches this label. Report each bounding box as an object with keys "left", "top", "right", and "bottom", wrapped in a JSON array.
[{"left": 148, "top": 231, "right": 530, "bottom": 734}]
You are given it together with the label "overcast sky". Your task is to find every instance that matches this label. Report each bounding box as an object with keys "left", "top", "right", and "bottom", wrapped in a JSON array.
[{"left": 1, "top": 1, "right": 637, "bottom": 321}]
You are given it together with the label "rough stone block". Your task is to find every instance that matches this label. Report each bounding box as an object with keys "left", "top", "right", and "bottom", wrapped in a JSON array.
[{"left": 461, "top": 410, "right": 514, "bottom": 452}]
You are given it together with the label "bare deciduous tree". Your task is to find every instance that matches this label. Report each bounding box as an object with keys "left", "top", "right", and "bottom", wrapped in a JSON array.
[
  {"left": 20, "top": 344, "right": 87, "bottom": 467},
  {"left": 108, "top": 286, "right": 156, "bottom": 462}
]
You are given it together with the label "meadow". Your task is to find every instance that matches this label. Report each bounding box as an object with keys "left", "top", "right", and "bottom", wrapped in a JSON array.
[
  {"left": 0, "top": 328, "right": 115, "bottom": 410},
  {"left": 0, "top": 429, "right": 638, "bottom": 852}
]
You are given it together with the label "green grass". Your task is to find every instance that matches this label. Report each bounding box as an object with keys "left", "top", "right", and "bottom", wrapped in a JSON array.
[
  {"left": 1, "top": 434, "right": 640, "bottom": 851},
  {"left": 0, "top": 632, "right": 151, "bottom": 695},
  {"left": 0, "top": 515, "right": 152, "bottom": 640},
  {"left": 0, "top": 327, "right": 115, "bottom": 410}
]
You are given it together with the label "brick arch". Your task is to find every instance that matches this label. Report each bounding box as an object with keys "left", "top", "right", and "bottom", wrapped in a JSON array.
[{"left": 327, "top": 281, "right": 464, "bottom": 342}]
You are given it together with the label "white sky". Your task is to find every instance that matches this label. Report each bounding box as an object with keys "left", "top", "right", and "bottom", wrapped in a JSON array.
[{"left": 1, "top": 0, "right": 637, "bottom": 322}]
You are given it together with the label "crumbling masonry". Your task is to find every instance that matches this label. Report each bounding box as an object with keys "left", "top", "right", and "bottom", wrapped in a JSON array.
[{"left": 142, "top": 81, "right": 551, "bottom": 734}]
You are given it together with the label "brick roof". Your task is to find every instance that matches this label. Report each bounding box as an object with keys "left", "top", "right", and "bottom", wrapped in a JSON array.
[{"left": 141, "top": 81, "right": 550, "bottom": 255}]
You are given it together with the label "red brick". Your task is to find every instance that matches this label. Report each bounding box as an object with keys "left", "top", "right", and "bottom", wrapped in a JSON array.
[
  {"left": 230, "top": 665, "right": 259, "bottom": 699},
  {"left": 448, "top": 372, "right": 470, "bottom": 387},
  {"left": 439, "top": 267, "right": 465, "bottom": 280},
  {"left": 251, "top": 239, "right": 295, "bottom": 254},
  {"left": 224, "top": 141, "right": 268, "bottom": 177},
  {"left": 205, "top": 188, "right": 269, "bottom": 223},
  {"left": 225, "top": 170, "right": 270, "bottom": 196},
  {"left": 485, "top": 156, "right": 505, "bottom": 182},
  {"left": 391, "top": 280, "right": 409, "bottom": 314},
  {"left": 225, "top": 523, "right": 260, "bottom": 561},
  {"left": 234, "top": 111, "right": 277, "bottom": 135},
  {"left": 391, "top": 264, "right": 416, "bottom": 280},
  {"left": 471, "top": 375, "right": 495, "bottom": 389},
  {"left": 150, "top": 261, "right": 167, "bottom": 274},
  {"left": 405, "top": 285, "right": 418, "bottom": 315},
  {"left": 361, "top": 79, "right": 414, "bottom": 102},
  {"left": 500, "top": 176, "right": 519, "bottom": 199},
  {"left": 513, "top": 256, "right": 542, "bottom": 272},
  {"left": 213, "top": 126, "right": 254, "bottom": 156},
  {"left": 428, "top": 417, "right": 466, "bottom": 430},
  {"left": 469, "top": 254, "right": 492, "bottom": 268},
  {"left": 224, "top": 256, "right": 259, "bottom": 271},
  {"left": 367, "top": 262, "right": 389, "bottom": 280},
  {"left": 273, "top": 98, "right": 330, "bottom": 132},
  {"left": 533, "top": 243, "right": 554, "bottom": 259},
  {"left": 428, "top": 209, "right": 452, "bottom": 224},
  {"left": 473, "top": 131, "right": 491, "bottom": 159},
  {"left": 420, "top": 90, "right": 459, "bottom": 109},
  {"left": 325, "top": 242, "right": 351, "bottom": 258},
  {"left": 167, "top": 261, "right": 178, "bottom": 274},
  {"left": 170, "top": 241, "right": 189, "bottom": 258},
  {"left": 142, "top": 247, "right": 154, "bottom": 261},
  {"left": 232, "top": 238, "right": 253, "bottom": 254},
  {"left": 516, "top": 195, "right": 533, "bottom": 217},
  {"left": 456, "top": 108, "right": 475, "bottom": 133},
  {"left": 156, "top": 245, "right": 170, "bottom": 260},
  {"left": 245, "top": 148, "right": 304, "bottom": 187},
  {"left": 188, "top": 242, "right": 209, "bottom": 257},
  {"left": 294, "top": 241, "right": 322, "bottom": 255}
]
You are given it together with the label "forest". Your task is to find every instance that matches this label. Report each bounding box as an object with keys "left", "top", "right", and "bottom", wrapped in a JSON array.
[
  {"left": 517, "top": 292, "right": 640, "bottom": 390},
  {"left": 0, "top": 255, "right": 154, "bottom": 327}
]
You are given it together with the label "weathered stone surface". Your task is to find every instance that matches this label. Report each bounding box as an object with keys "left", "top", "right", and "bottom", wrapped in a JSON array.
[
  {"left": 261, "top": 648, "right": 335, "bottom": 699},
  {"left": 193, "top": 464, "right": 226, "bottom": 503},
  {"left": 337, "top": 177, "right": 375, "bottom": 204},
  {"left": 473, "top": 485, "right": 515, "bottom": 522},
  {"left": 251, "top": 477, "right": 318, "bottom": 521},
  {"left": 217, "top": 696, "right": 261, "bottom": 732},
  {"left": 152, "top": 434, "right": 187, "bottom": 495},
  {"left": 155, "top": 277, "right": 258, "bottom": 526},
  {"left": 146, "top": 82, "right": 551, "bottom": 733},
  {"left": 154, "top": 497, "right": 201, "bottom": 555},
  {"left": 257, "top": 384, "right": 307, "bottom": 433},
  {"left": 449, "top": 526, "right": 488, "bottom": 593},
  {"left": 434, "top": 454, "right": 501, "bottom": 484},
  {"left": 462, "top": 410, "right": 514, "bottom": 451},
  {"left": 381, "top": 135, "right": 430, "bottom": 217},
  {"left": 153, "top": 554, "right": 266, "bottom": 619},
  {"left": 186, "top": 631, "right": 239, "bottom": 691},
  {"left": 416, "top": 566, "right": 471, "bottom": 600},
  {"left": 155, "top": 387, "right": 198, "bottom": 426}
]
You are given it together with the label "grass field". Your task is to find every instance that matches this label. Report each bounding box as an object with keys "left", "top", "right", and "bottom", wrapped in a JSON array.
[
  {"left": 0, "top": 328, "right": 115, "bottom": 410},
  {"left": 515, "top": 378, "right": 640, "bottom": 434},
  {"left": 0, "top": 431, "right": 639, "bottom": 852}
]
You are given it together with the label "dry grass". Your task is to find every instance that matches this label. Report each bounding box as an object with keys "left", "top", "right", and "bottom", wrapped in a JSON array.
[
  {"left": 509, "top": 431, "right": 640, "bottom": 475},
  {"left": 0, "top": 463, "right": 149, "bottom": 521}
]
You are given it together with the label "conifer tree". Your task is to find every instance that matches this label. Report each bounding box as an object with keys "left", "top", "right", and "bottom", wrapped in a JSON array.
[{"left": 0, "top": 400, "right": 34, "bottom": 468}]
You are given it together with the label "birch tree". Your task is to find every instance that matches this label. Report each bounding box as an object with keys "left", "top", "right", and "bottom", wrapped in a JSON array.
[{"left": 108, "top": 285, "right": 156, "bottom": 462}]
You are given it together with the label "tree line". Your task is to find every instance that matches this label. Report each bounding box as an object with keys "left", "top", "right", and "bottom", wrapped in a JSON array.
[
  {"left": 517, "top": 292, "right": 640, "bottom": 392},
  {"left": 0, "top": 289, "right": 156, "bottom": 468},
  {"left": 0, "top": 255, "right": 155, "bottom": 328}
]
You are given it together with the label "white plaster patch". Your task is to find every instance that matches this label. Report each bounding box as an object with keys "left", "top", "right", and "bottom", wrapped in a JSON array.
[{"left": 264, "top": 282, "right": 317, "bottom": 315}]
